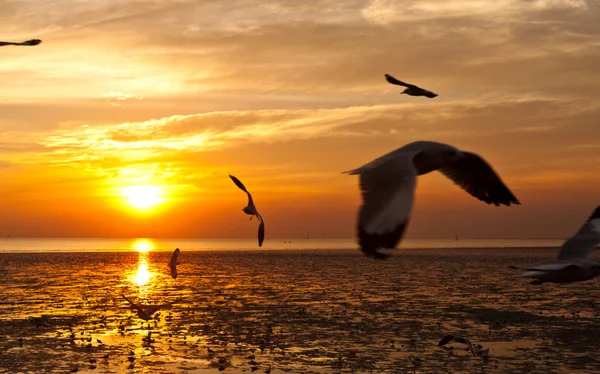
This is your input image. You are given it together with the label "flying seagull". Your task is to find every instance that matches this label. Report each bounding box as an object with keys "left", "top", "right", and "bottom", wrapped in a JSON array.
[
  {"left": 0, "top": 39, "right": 42, "bottom": 47},
  {"left": 28, "top": 315, "right": 52, "bottom": 327},
  {"left": 437, "top": 335, "right": 475, "bottom": 356},
  {"left": 121, "top": 295, "right": 180, "bottom": 321},
  {"left": 229, "top": 175, "right": 265, "bottom": 247},
  {"left": 384, "top": 74, "right": 437, "bottom": 98},
  {"left": 344, "top": 141, "right": 519, "bottom": 259},
  {"left": 509, "top": 206, "right": 600, "bottom": 284},
  {"left": 169, "top": 248, "right": 180, "bottom": 279}
]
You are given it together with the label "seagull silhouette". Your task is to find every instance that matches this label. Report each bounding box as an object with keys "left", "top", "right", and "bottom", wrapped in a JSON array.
[
  {"left": 384, "top": 74, "right": 437, "bottom": 98},
  {"left": 229, "top": 175, "right": 265, "bottom": 247},
  {"left": 344, "top": 141, "right": 519, "bottom": 259},
  {"left": 510, "top": 206, "right": 600, "bottom": 284},
  {"left": 0, "top": 39, "right": 42, "bottom": 47},
  {"left": 169, "top": 248, "right": 180, "bottom": 279},
  {"left": 437, "top": 335, "right": 475, "bottom": 356},
  {"left": 121, "top": 295, "right": 180, "bottom": 321}
]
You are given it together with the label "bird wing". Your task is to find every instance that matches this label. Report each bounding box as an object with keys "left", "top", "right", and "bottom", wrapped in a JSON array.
[
  {"left": 169, "top": 248, "right": 180, "bottom": 278},
  {"left": 352, "top": 153, "right": 418, "bottom": 259},
  {"left": 229, "top": 174, "right": 249, "bottom": 193},
  {"left": 439, "top": 152, "right": 520, "bottom": 206},
  {"left": 257, "top": 215, "right": 265, "bottom": 247},
  {"left": 437, "top": 335, "right": 455, "bottom": 347},
  {"left": 384, "top": 74, "right": 418, "bottom": 89},
  {"left": 122, "top": 295, "right": 147, "bottom": 316},
  {"left": 513, "top": 262, "right": 579, "bottom": 271},
  {"left": 556, "top": 206, "right": 600, "bottom": 260}
]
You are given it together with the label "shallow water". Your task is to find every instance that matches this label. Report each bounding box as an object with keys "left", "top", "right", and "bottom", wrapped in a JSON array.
[{"left": 1, "top": 248, "right": 600, "bottom": 373}]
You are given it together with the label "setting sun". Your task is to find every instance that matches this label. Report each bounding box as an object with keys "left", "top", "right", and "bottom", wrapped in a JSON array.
[{"left": 122, "top": 185, "right": 162, "bottom": 209}]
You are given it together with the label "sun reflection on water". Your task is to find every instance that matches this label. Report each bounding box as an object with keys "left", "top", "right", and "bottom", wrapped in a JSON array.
[{"left": 129, "top": 249, "right": 154, "bottom": 287}]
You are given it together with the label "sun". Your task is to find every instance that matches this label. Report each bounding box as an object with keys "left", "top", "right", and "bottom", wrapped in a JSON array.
[{"left": 122, "top": 185, "right": 162, "bottom": 209}]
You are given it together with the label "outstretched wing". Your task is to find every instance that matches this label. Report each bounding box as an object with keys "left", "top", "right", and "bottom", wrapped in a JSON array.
[
  {"left": 122, "top": 295, "right": 147, "bottom": 316},
  {"left": 384, "top": 74, "right": 418, "bottom": 89},
  {"left": 439, "top": 152, "right": 520, "bottom": 206},
  {"left": 257, "top": 215, "right": 265, "bottom": 247},
  {"left": 353, "top": 153, "right": 418, "bottom": 259},
  {"left": 229, "top": 175, "right": 249, "bottom": 193},
  {"left": 557, "top": 206, "right": 600, "bottom": 260},
  {"left": 437, "top": 335, "right": 455, "bottom": 347}
]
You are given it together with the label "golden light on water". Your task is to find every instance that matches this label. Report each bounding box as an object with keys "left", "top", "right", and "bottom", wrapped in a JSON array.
[
  {"left": 122, "top": 185, "right": 162, "bottom": 210},
  {"left": 133, "top": 239, "right": 154, "bottom": 253},
  {"left": 133, "top": 258, "right": 152, "bottom": 286}
]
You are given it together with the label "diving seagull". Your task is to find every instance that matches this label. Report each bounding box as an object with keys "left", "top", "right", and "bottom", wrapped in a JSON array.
[
  {"left": 229, "top": 175, "right": 265, "bottom": 247},
  {"left": 509, "top": 206, "right": 600, "bottom": 284},
  {"left": 385, "top": 74, "right": 438, "bottom": 98},
  {"left": 121, "top": 294, "right": 180, "bottom": 321},
  {"left": 344, "top": 141, "right": 519, "bottom": 259},
  {"left": 169, "top": 248, "right": 180, "bottom": 279},
  {"left": 0, "top": 39, "right": 42, "bottom": 47}
]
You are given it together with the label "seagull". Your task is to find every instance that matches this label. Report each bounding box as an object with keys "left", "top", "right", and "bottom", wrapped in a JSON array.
[
  {"left": 0, "top": 39, "right": 42, "bottom": 47},
  {"left": 121, "top": 295, "right": 180, "bottom": 321},
  {"left": 437, "top": 335, "right": 475, "bottom": 356},
  {"left": 229, "top": 175, "right": 265, "bottom": 247},
  {"left": 510, "top": 206, "right": 600, "bottom": 284},
  {"left": 169, "top": 248, "right": 180, "bottom": 279},
  {"left": 384, "top": 74, "right": 438, "bottom": 98},
  {"left": 28, "top": 315, "right": 52, "bottom": 327},
  {"left": 344, "top": 141, "right": 519, "bottom": 259}
]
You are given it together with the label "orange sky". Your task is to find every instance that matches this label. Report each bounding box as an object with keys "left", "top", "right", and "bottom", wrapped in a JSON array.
[{"left": 0, "top": 0, "right": 598, "bottom": 239}]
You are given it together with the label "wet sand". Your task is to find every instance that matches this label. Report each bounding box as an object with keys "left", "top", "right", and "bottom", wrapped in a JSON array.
[{"left": 1, "top": 248, "right": 600, "bottom": 373}]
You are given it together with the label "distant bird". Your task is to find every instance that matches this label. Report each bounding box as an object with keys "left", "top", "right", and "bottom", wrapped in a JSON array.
[
  {"left": 437, "top": 335, "right": 475, "bottom": 356},
  {"left": 510, "top": 206, "right": 600, "bottom": 284},
  {"left": 169, "top": 248, "right": 180, "bottom": 279},
  {"left": 0, "top": 39, "right": 42, "bottom": 47},
  {"left": 28, "top": 315, "right": 51, "bottom": 327},
  {"left": 384, "top": 74, "right": 437, "bottom": 98},
  {"left": 229, "top": 175, "right": 265, "bottom": 247},
  {"left": 121, "top": 294, "right": 180, "bottom": 321},
  {"left": 344, "top": 141, "right": 519, "bottom": 259}
]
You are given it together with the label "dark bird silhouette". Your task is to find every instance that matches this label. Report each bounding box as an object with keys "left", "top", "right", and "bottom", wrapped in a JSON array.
[
  {"left": 344, "top": 141, "right": 519, "bottom": 259},
  {"left": 121, "top": 294, "right": 180, "bottom": 321},
  {"left": 28, "top": 315, "right": 51, "bottom": 327},
  {"left": 0, "top": 39, "right": 42, "bottom": 47},
  {"left": 510, "top": 206, "right": 600, "bottom": 284},
  {"left": 169, "top": 248, "right": 180, "bottom": 279},
  {"left": 384, "top": 74, "right": 437, "bottom": 98},
  {"left": 437, "top": 335, "right": 475, "bottom": 356},
  {"left": 230, "top": 175, "right": 265, "bottom": 247}
]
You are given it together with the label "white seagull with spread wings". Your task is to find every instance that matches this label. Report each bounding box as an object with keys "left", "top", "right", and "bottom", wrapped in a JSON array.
[
  {"left": 344, "top": 141, "right": 519, "bottom": 259},
  {"left": 510, "top": 206, "right": 600, "bottom": 284},
  {"left": 229, "top": 175, "right": 265, "bottom": 247}
]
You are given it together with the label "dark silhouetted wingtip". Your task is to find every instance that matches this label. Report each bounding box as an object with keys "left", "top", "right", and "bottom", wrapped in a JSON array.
[
  {"left": 258, "top": 220, "right": 265, "bottom": 247},
  {"left": 358, "top": 220, "right": 409, "bottom": 260},
  {"left": 437, "top": 335, "right": 455, "bottom": 347},
  {"left": 229, "top": 174, "right": 248, "bottom": 192},
  {"left": 588, "top": 206, "right": 600, "bottom": 221}
]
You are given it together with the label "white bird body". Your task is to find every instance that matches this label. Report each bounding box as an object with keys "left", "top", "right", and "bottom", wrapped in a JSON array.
[
  {"left": 345, "top": 141, "right": 519, "bottom": 259},
  {"left": 511, "top": 206, "right": 600, "bottom": 284}
]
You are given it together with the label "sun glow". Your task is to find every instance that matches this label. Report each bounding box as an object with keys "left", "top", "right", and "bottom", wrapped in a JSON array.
[
  {"left": 122, "top": 185, "right": 162, "bottom": 209},
  {"left": 133, "top": 239, "right": 154, "bottom": 253}
]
